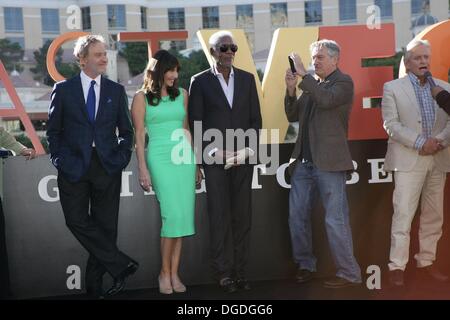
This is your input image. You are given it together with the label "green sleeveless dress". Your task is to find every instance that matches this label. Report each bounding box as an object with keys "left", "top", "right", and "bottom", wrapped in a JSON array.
[{"left": 145, "top": 93, "right": 196, "bottom": 238}]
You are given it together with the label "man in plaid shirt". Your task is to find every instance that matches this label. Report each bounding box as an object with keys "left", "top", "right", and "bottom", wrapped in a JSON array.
[{"left": 382, "top": 39, "right": 450, "bottom": 287}]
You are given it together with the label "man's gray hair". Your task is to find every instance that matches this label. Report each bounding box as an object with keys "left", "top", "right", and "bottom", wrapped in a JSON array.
[
  {"left": 73, "top": 34, "right": 106, "bottom": 61},
  {"left": 310, "top": 39, "right": 340, "bottom": 58},
  {"left": 404, "top": 39, "right": 430, "bottom": 61},
  {"left": 209, "top": 30, "right": 235, "bottom": 48}
]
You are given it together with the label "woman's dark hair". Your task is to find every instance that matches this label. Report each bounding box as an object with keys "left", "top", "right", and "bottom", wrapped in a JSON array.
[{"left": 141, "top": 50, "right": 180, "bottom": 106}]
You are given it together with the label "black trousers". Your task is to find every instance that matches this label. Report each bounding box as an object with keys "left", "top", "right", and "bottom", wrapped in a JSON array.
[
  {"left": 57, "top": 149, "right": 132, "bottom": 285},
  {"left": 203, "top": 165, "right": 253, "bottom": 281},
  {"left": 0, "top": 196, "right": 11, "bottom": 299}
]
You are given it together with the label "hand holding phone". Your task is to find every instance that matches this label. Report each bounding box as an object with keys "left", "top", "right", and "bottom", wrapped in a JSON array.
[{"left": 288, "top": 56, "right": 296, "bottom": 74}]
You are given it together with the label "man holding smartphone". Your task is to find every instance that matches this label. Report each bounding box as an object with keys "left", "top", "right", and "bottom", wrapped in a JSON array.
[{"left": 284, "top": 39, "right": 361, "bottom": 288}]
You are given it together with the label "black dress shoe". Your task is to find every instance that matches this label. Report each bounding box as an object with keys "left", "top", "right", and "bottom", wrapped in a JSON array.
[
  {"left": 219, "top": 278, "right": 237, "bottom": 293},
  {"left": 236, "top": 278, "right": 251, "bottom": 291},
  {"left": 323, "top": 276, "right": 360, "bottom": 289},
  {"left": 106, "top": 261, "right": 139, "bottom": 297},
  {"left": 296, "top": 269, "right": 314, "bottom": 283}
]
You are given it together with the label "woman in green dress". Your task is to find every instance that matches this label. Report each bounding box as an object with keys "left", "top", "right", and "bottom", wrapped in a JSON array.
[{"left": 131, "top": 50, "right": 202, "bottom": 294}]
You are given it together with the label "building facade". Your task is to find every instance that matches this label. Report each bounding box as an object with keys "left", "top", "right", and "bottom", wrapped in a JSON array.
[{"left": 0, "top": 0, "right": 448, "bottom": 53}]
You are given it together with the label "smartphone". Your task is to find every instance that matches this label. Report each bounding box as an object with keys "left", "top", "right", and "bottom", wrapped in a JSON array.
[{"left": 288, "top": 56, "right": 296, "bottom": 73}]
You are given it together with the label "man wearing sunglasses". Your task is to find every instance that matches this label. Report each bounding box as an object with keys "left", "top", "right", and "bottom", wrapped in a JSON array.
[{"left": 189, "top": 30, "right": 262, "bottom": 293}]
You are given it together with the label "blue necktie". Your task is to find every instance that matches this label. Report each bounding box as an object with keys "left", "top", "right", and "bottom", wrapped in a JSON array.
[{"left": 86, "top": 80, "right": 96, "bottom": 123}]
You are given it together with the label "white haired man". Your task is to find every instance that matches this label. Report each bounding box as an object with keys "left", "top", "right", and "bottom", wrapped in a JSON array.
[
  {"left": 188, "top": 30, "right": 262, "bottom": 293},
  {"left": 382, "top": 39, "right": 450, "bottom": 286}
]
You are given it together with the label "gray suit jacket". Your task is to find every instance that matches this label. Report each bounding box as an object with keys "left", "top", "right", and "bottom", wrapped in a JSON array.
[{"left": 285, "top": 68, "right": 354, "bottom": 173}]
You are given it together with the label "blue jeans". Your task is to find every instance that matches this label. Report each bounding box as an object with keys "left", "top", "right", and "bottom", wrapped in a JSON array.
[{"left": 289, "top": 161, "right": 361, "bottom": 283}]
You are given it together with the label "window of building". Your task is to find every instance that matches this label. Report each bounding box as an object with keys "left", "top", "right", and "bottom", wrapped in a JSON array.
[
  {"left": 270, "top": 3, "right": 288, "bottom": 28},
  {"left": 6, "top": 37, "right": 24, "bottom": 48},
  {"left": 108, "top": 5, "right": 126, "bottom": 29},
  {"left": 141, "top": 7, "right": 147, "bottom": 30},
  {"left": 202, "top": 6, "right": 219, "bottom": 29},
  {"left": 168, "top": 8, "right": 185, "bottom": 30},
  {"left": 305, "top": 0, "right": 322, "bottom": 24},
  {"left": 170, "top": 40, "right": 187, "bottom": 51},
  {"left": 412, "top": 0, "right": 429, "bottom": 15},
  {"left": 339, "top": 0, "right": 356, "bottom": 21},
  {"left": 81, "top": 7, "right": 91, "bottom": 30},
  {"left": 374, "top": 0, "right": 393, "bottom": 18},
  {"left": 236, "top": 4, "right": 254, "bottom": 29},
  {"left": 4, "top": 7, "right": 23, "bottom": 32},
  {"left": 41, "top": 9, "right": 59, "bottom": 34}
]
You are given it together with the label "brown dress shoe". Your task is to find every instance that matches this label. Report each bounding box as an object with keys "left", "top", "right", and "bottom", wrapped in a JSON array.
[
  {"left": 389, "top": 269, "right": 404, "bottom": 287},
  {"left": 420, "top": 265, "right": 449, "bottom": 282}
]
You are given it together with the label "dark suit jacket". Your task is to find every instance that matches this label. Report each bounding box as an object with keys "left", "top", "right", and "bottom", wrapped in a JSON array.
[
  {"left": 285, "top": 68, "right": 354, "bottom": 173},
  {"left": 47, "top": 74, "right": 134, "bottom": 182},
  {"left": 188, "top": 67, "right": 262, "bottom": 165}
]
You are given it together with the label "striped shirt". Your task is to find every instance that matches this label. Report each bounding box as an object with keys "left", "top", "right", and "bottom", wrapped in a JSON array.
[{"left": 409, "top": 73, "right": 435, "bottom": 150}]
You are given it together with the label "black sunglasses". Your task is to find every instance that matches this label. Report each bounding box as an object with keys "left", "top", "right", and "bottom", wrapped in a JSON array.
[{"left": 218, "top": 44, "right": 238, "bottom": 53}]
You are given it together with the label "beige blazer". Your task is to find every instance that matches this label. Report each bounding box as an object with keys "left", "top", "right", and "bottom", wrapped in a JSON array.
[{"left": 382, "top": 75, "right": 450, "bottom": 172}]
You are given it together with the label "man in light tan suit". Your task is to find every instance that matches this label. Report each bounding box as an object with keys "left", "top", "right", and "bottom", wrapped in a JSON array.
[{"left": 382, "top": 39, "right": 450, "bottom": 287}]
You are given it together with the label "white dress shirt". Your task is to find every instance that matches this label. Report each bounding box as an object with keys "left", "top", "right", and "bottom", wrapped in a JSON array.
[
  {"left": 208, "top": 65, "right": 235, "bottom": 158},
  {"left": 80, "top": 71, "right": 101, "bottom": 119},
  {"left": 212, "top": 64, "right": 234, "bottom": 108},
  {"left": 208, "top": 65, "right": 255, "bottom": 162}
]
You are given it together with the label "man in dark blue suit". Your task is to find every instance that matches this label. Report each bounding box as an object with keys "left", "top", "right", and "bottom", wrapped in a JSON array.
[{"left": 47, "top": 35, "right": 138, "bottom": 299}]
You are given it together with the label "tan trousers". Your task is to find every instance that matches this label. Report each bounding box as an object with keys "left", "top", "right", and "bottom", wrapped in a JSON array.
[{"left": 388, "top": 156, "right": 446, "bottom": 271}]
